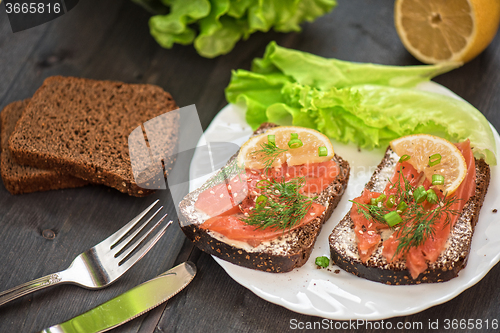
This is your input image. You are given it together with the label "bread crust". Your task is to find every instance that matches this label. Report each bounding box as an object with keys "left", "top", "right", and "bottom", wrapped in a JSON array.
[
  {"left": 8, "top": 76, "right": 179, "bottom": 197},
  {"left": 179, "top": 124, "right": 350, "bottom": 273},
  {"left": 329, "top": 148, "right": 491, "bottom": 285},
  {"left": 1, "top": 99, "right": 88, "bottom": 194}
]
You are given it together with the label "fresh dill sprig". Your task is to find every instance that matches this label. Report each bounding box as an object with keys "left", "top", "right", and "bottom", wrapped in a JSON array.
[
  {"left": 241, "top": 177, "right": 314, "bottom": 231},
  {"left": 354, "top": 164, "right": 462, "bottom": 258},
  {"left": 384, "top": 165, "right": 461, "bottom": 257},
  {"left": 394, "top": 194, "right": 460, "bottom": 257},
  {"left": 350, "top": 200, "right": 391, "bottom": 226},
  {"left": 251, "top": 141, "right": 288, "bottom": 174},
  {"left": 387, "top": 166, "right": 414, "bottom": 204}
]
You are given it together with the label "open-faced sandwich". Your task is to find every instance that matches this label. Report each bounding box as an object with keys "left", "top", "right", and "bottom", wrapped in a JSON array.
[
  {"left": 179, "top": 124, "right": 350, "bottom": 272},
  {"left": 329, "top": 134, "right": 490, "bottom": 284}
]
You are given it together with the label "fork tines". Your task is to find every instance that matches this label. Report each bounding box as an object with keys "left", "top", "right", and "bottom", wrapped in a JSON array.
[{"left": 103, "top": 199, "right": 172, "bottom": 266}]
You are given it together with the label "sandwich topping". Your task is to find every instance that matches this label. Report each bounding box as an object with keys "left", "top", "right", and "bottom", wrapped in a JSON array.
[
  {"left": 237, "top": 126, "right": 335, "bottom": 169},
  {"left": 390, "top": 134, "right": 468, "bottom": 195},
  {"left": 350, "top": 135, "right": 476, "bottom": 279},
  {"left": 195, "top": 127, "right": 339, "bottom": 247}
]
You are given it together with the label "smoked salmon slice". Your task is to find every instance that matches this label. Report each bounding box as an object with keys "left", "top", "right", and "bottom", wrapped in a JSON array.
[
  {"left": 194, "top": 172, "right": 249, "bottom": 217},
  {"left": 200, "top": 203, "right": 325, "bottom": 247},
  {"left": 351, "top": 190, "right": 384, "bottom": 262},
  {"left": 351, "top": 141, "right": 476, "bottom": 279},
  {"left": 195, "top": 160, "right": 337, "bottom": 246}
]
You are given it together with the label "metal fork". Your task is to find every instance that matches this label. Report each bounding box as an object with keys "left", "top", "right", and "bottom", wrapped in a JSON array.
[{"left": 0, "top": 200, "right": 172, "bottom": 307}]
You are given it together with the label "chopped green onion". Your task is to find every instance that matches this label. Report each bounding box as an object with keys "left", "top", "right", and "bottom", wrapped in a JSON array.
[
  {"left": 413, "top": 185, "right": 427, "bottom": 203},
  {"left": 370, "top": 197, "right": 377, "bottom": 205},
  {"left": 386, "top": 195, "right": 396, "bottom": 208},
  {"left": 290, "top": 133, "right": 298, "bottom": 140},
  {"left": 399, "top": 154, "right": 411, "bottom": 163},
  {"left": 396, "top": 200, "right": 408, "bottom": 213},
  {"left": 318, "top": 146, "right": 328, "bottom": 157},
  {"left": 255, "top": 195, "right": 268, "bottom": 206},
  {"left": 267, "top": 135, "right": 275, "bottom": 145},
  {"left": 288, "top": 138, "right": 303, "bottom": 149},
  {"left": 432, "top": 174, "right": 445, "bottom": 185},
  {"left": 384, "top": 211, "right": 402, "bottom": 227},
  {"left": 426, "top": 189, "right": 438, "bottom": 204},
  {"left": 315, "top": 256, "right": 329, "bottom": 268},
  {"left": 375, "top": 194, "right": 386, "bottom": 203},
  {"left": 429, "top": 153, "right": 442, "bottom": 167},
  {"left": 256, "top": 179, "right": 271, "bottom": 189}
]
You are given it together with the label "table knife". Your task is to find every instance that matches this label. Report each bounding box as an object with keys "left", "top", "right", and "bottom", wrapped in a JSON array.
[{"left": 39, "top": 261, "right": 196, "bottom": 333}]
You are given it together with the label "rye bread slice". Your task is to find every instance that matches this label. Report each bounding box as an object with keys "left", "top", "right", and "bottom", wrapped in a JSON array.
[
  {"left": 179, "top": 123, "right": 351, "bottom": 273},
  {"left": 329, "top": 148, "right": 491, "bottom": 285},
  {"left": 1, "top": 100, "right": 88, "bottom": 195},
  {"left": 8, "top": 76, "right": 179, "bottom": 197}
]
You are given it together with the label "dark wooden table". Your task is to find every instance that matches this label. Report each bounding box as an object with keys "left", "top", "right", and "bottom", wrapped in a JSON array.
[{"left": 1, "top": 1, "right": 499, "bottom": 332}]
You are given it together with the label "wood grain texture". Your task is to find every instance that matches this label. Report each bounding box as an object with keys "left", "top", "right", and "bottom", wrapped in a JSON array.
[{"left": 1, "top": 0, "right": 499, "bottom": 332}]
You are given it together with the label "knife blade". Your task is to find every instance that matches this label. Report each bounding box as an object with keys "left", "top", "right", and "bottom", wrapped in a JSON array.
[{"left": 39, "top": 261, "right": 196, "bottom": 333}]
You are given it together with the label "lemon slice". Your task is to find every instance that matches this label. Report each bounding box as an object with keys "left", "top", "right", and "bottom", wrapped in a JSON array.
[
  {"left": 394, "top": 0, "right": 500, "bottom": 64},
  {"left": 237, "top": 127, "right": 334, "bottom": 169},
  {"left": 390, "top": 134, "right": 467, "bottom": 195}
]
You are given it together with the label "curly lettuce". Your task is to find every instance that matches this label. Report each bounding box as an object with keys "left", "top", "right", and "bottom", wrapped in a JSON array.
[
  {"left": 225, "top": 42, "right": 497, "bottom": 165},
  {"left": 147, "top": 0, "right": 337, "bottom": 58}
]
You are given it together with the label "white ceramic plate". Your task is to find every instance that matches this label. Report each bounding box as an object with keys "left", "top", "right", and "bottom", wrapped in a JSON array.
[{"left": 189, "top": 82, "right": 500, "bottom": 320}]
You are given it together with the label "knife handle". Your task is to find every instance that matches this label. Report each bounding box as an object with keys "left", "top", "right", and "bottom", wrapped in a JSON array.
[{"left": 0, "top": 272, "right": 64, "bottom": 306}]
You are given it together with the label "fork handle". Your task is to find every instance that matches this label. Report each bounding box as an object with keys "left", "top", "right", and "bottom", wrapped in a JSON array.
[{"left": 0, "top": 272, "right": 65, "bottom": 306}]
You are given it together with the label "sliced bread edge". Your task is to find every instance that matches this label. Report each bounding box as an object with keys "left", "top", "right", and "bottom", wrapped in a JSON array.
[
  {"left": 8, "top": 76, "right": 179, "bottom": 197},
  {"left": 178, "top": 123, "right": 351, "bottom": 273},
  {"left": 329, "top": 147, "right": 491, "bottom": 285},
  {"left": 1, "top": 99, "right": 88, "bottom": 195}
]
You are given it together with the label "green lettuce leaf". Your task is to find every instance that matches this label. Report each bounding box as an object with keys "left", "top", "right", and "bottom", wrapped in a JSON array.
[
  {"left": 149, "top": 0, "right": 210, "bottom": 48},
  {"left": 147, "top": 0, "right": 337, "bottom": 58},
  {"left": 226, "top": 70, "right": 292, "bottom": 126},
  {"left": 194, "top": 0, "right": 245, "bottom": 58},
  {"left": 276, "top": 0, "right": 338, "bottom": 32},
  {"left": 252, "top": 41, "right": 462, "bottom": 89},
  {"left": 227, "top": 0, "right": 254, "bottom": 19},
  {"left": 266, "top": 83, "right": 496, "bottom": 164},
  {"left": 225, "top": 42, "right": 497, "bottom": 165},
  {"left": 244, "top": 0, "right": 337, "bottom": 33}
]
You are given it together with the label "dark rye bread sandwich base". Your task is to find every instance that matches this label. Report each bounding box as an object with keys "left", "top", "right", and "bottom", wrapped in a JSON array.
[
  {"left": 329, "top": 148, "right": 490, "bottom": 285},
  {"left": 1, "top": 100, "right": 88, "bottom": 195},
  {"left": 8, "top": 76, "right": 179, "bottom": 197},
  {"left": 179, "top": 123, "right": 350, "bottom": 273}
]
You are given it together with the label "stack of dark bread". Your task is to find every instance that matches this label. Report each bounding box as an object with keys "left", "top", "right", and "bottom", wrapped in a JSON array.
[{"left": 0, "top": 76, "right": 178, "bottom": 196}]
